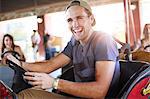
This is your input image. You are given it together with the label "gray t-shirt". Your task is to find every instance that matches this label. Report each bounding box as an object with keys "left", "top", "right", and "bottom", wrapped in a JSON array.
[{"left": 62, "top": 32, "right": 120, "bottom": 97}]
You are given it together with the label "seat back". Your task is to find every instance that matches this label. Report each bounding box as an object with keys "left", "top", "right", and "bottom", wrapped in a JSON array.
[
  {"left": 117, "top": 60, "right": 149, "bottom": 97},
  {"left": 125, "top": 66, "right": 150, "bottom": 99}
]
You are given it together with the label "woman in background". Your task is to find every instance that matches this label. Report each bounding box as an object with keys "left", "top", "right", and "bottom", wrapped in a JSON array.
[
  {"left": 132, "top": 24, "right": 150, "bottom": 63},
  {"left": 139, "top": 24, "right": 150, "bottom": 52},
  {"left": 1, "top": 34, "right": 25, "bottom": 65}
]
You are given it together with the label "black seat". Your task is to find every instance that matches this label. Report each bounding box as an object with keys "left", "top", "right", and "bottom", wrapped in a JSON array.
[
  {"left": 116, "top": 60, "right": 149, "bottom": 97},
  {"left": 123, "top": 66, "right": 150, "bottom": 98}
]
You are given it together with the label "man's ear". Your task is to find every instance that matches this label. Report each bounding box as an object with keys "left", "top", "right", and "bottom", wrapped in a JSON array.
[{"left": 90, "top": 15, "right": 96, "bottom": 26}]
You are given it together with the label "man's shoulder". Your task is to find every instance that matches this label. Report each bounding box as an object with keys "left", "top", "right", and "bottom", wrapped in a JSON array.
[
  {"left": 93, "top": 31, "right": 112, "bottom": 42},
  {"left": 70, "top": 36, "right": 79, "bottom": 46}
]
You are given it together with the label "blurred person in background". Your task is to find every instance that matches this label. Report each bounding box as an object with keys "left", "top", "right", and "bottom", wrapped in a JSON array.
[
  {"left": 31, "top": 30, "right": 41, "bottom": 61},
  {"left": 43, "top": 33, "right": 54, "bottom": 60},
  {"left": 1, "top": 34, "right": 25, "bottom": 65},
  {"left": 132, "top": 24, "right": 150, "bottom": 63},
  {"left": 139, "top": 24, "right": 150, "bottom": 52}
]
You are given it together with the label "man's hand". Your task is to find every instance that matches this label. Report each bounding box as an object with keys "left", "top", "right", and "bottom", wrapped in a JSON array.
[
  {"left": 23, "top": 72, "right": 55, "bottom": 90},
  {"left": 6, "top": 54, "right": 21, "bottom": 66}
]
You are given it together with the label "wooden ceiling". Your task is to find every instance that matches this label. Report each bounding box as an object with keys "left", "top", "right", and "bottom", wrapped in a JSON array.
[
  {"left": 0, "top": 0, "right": 69, "bottom": 13},
  {"left": 0, "top": 0, "right": 138, "bottom": 21}
]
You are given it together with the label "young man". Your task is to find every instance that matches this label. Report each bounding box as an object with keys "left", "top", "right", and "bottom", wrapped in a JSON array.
[{"left": 7, "top": 0, "right": 120, "bottom": 98}]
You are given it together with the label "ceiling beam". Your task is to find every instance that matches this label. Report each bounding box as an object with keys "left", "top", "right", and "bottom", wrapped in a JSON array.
[{"left": 0, "top": 0, "right": 138, "bottom": 21}]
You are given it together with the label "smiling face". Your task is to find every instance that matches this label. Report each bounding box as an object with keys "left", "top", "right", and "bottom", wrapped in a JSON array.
[
  {"left": 4, "top": 36, "right": 13, "bottom": 48},
  {"left": 66, "top": 6, "right": 94, "bottom": 44}
]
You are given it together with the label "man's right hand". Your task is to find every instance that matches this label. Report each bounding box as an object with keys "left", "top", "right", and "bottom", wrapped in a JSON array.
[{"left": 6, "top": 54, "right": 21, "bottom": 67}]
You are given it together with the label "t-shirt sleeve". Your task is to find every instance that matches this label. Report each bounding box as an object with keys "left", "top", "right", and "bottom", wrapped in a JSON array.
[
  {"left": 94, "top": 35, "right": 119, "bottom": 61},
  {"left": 62, "top": 41, "right": 73, "bottom": 59}
]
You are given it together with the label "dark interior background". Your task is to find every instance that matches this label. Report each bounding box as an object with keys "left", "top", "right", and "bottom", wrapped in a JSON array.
[{"left": 0, "top": 0, "right": 69, "bottom": 13}]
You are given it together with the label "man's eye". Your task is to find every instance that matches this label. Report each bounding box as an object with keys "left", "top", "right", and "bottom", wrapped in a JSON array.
[
  {"left": 77, "top": 16, "right": 83, "bottom": 19},
  {"left": 67, "top": 19, "right": 72, "bottom": 23}
]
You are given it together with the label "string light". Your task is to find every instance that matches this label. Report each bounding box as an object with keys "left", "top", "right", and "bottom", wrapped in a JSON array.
[{"left": 37, "top": 17, "right": 43, "bottom": 23}]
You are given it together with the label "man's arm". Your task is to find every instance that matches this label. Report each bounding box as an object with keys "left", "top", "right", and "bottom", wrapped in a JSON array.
[
  {"left": 23, "top": 60, "right": 115, "bottom": 98},
  {"left": 7, "top": 53, "right": 71, "bottom": 73},
  {"left": 58, "top": 60, "right": 115, "bottom": 98}
]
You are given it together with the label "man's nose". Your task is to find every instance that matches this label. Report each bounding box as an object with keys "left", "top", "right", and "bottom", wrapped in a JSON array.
[
  {"left": 72, "top": 19, "right": 79, "bottom": 27},
  {"left": 148, "top": 28, "right": 150, "bottom": 33}
]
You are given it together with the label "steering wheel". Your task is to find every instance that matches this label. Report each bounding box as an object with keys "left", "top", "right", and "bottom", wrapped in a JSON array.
[
  {"left": 1, "top": 50, "right": 26, "bottom": 74},
  {"left": 1, "top": 50, "right": 32, "bottom": 93},
  {"left": 1, "top": 50, "right": 20, "bottom": 59},
  {"left": 144, "top": 45, "right": 150, "bottom": 50}
]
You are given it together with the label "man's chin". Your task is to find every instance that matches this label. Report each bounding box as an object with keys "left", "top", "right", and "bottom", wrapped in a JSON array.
[
  {"left": 75, "top": 38, "right": 79, "bottom": 41},
  {"left": 74, "top": 36, "right": 80, "bottom": 41}
]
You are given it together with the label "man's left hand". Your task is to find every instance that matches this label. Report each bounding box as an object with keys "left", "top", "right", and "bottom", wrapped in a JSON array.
[{"left": 24, "top": 72, "right": 55, "bottom": 89}]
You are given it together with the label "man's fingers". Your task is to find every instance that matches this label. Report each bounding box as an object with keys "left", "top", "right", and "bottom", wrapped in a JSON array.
[
  {"left": 23, "top": 75, "right": 35, "bottom": 81},
  {"left": 28, "top": 80, "right": 42, "bottom": 86},
  {"left": 3, "top": 53, "right": 11, "bottom": 58},
  {"left": 25, "top": 72, "right": 44, "bottom": 77},
  {"left": 6, "top": 54, "right": 21, "bottom": 66},
  {"left": 24, "top": 75, "right": 42, "bottom": 81},
  {"left": 32, "top": 86, "right": 43, "bottom": 90},
  {"left": 24, "top": 72, "right": 43, "bottom": 85}
]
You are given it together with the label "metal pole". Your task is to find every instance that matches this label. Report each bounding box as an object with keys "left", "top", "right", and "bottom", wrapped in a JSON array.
[{"left": 123, "top": 0, "right": 132, "bottom": 61}]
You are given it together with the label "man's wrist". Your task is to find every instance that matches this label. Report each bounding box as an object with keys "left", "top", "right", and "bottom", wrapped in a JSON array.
[
  {"left": 52, "top": 78, "right": 59, "bottom": 90},
  {"left": 20, "top": 61, "right": 22, "bottom": 67},
  {"left": 20, "top": 61, "right": 25, "bottom": 69}
]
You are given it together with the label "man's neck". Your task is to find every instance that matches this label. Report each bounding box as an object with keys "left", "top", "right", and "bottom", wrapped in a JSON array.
[{"left": 79, "top": 29, "right": 94, "bottom": 46}]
